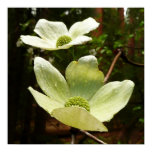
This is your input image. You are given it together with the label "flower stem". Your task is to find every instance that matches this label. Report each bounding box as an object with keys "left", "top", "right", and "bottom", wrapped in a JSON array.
[
  {"left": 79, "top": 130, "right": 107, "bottom": 144},
  {"left": 104, "top": 49, "right": 122, "bottom": 83},
  {"left": 71, "top": 134, "right": 75, "bottom": 144},
  {"left": 70, "top": 127, "right": 78, "bottom": 144}
]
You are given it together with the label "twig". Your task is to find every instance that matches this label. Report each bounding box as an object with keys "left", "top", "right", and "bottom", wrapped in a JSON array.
[
  {"left": 70, "top": 127, "right": 77, "bottom": 144},
  {"left": 79, "top": 130, "right": 107, "bottom": 144},
  {"left": 71, "top": 134, "right": 75, "bottom": 144},
  {"left": 121, "top": 52, "right": 144, "bottom": 67},
  {"left": 104, "top": 50, "right": 122, "bottom": 83}
]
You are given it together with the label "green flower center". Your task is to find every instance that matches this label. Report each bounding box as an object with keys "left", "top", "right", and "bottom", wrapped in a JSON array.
[
  {"left": 65, "top": 96, "right": 90, "bottom": 111},
  {"left": 56, "top": 35, "right": 72, "bottom": 47}
]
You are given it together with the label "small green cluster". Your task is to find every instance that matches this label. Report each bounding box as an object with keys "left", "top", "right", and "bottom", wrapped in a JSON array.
[
  {"left": 65, "top": 96, "right": 90, "bottom": 111},
  {"left": 56, "top": 35, "right": 72, "bottom": 47}
]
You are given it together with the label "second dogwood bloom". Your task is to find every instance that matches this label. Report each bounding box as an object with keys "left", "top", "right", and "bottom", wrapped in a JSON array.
[
  {"left": 28, "top": 55, "right": 134, "bottom": 131},
  {"left": 21, "top": 17, "right": 99, "bottom": 51}
]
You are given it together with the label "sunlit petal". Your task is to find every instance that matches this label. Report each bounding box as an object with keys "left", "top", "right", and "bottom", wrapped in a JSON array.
[
  {"left": 34, "top": 57, "right": 70, "bottom": 104},
  {"left": 66, "top": 55, "right": 104, "bottom": 100},
  {"left": 34, "top": 19, "right": 68, "bottom": 42},
  {"left": 20, "top": 35, "right": 55, "bottom": 49},
  {"left": 90, "top": 80, "right": 135, "bottom": 122},
  {"left": 28, "top": 87, "right": 63, "bottom": 113},
  {"left": 69, "top": 17, "right": 99, "bottom": 39},
  {"left": 52, "top": 107, "right": 108, "bottom": 132}
]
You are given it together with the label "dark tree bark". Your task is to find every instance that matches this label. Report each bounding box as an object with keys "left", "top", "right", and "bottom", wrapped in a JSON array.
[
  {"left": 118, "top": 8, "right": 125, "bottom": 29},
  {"left": 128, "top": 14, "right": 135, "bottom": 56},
  {"left": 93, "top": 8, "right": 103, "bottom": 37},
  {"left": 8, "top": 8, "right": 34, "bottom": 144}
]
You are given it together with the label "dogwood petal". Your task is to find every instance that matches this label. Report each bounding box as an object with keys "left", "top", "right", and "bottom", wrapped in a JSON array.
[
  {"left": 90, "top": 80, "right": 135, "bottom": 122},
  {"left": 58, "top": 36, "right": 91, "bottom": 50},
  {"left": 69, "top": 17, "right": 99, "bottom": 39},
  {"left": 34, "top": 57, "right": 70, "bottom": 104},
  {"left": 20, "top": 35, "right": 56, "bottom": 50},
  {"left": 70, "top": 35, "right": 92, "bottom": 44},
  {"left": 34, "top": 19, "right": 68, "bottom": 42},
  {"left": 28, "top": 87, "right": 63, "bottom": 113},
  {"left": 66, "top": 55, "right": 104, "bottom": 100},
  {"left": 52, "top": 107, "right": 108, "bottom": 132},
  {"left": 61, "top": 36, "right": 92, "bottom": 49}
]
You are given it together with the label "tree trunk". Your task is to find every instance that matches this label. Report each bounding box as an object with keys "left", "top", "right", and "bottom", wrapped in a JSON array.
[{"left": 92, "top": 8, "right": 103, "bottom": 37}]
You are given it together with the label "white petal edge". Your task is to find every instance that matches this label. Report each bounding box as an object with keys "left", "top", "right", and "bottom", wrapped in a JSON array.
[
  {"left": 52, "top": 107, "right": 108, "bottom": 132},
  {"left": 69, "top": 17, "right": 100, "bottom": 39},
  {"left": 20, "top": 35, "right": 56, "bottom": 50},
  {"left": 34, "top": 19, "right": 68, "bottom": 42},
  {"left": 21, "top": 35, "right": 71, "bottom": 51},
  {"left": 90, "top": 80, "right": 135, "bottom": 122},
  {"left": 34, "top": 57, "right": 70, "bottom": 104},
  {"left": 28, "top": 87, "right": 63, "bottom": 114},
  {"left": 68, "top": 35, "right": 92, "bottom": 45},
  {"left": 57, "top": 36, "right": 92, "bottom": 50}
]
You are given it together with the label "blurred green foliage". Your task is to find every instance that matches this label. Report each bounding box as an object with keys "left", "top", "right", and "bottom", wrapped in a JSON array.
[{"left": 8, "top": 8, "right": 144, "bottom": 144}]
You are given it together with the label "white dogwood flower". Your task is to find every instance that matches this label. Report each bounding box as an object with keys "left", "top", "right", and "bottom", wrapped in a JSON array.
[
  {"left": 20, "top": 17, "right": 99, "bottom": 51},
  {"left": 28, "top": 55, "right": 135, "bottom": 131}
]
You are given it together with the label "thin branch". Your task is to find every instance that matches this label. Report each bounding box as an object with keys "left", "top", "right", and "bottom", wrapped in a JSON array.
[
  {"left": 121, "top": 52, "right": 144, "bottom": 67},
  {"left": 79, "top": 130, "right": 107, "bottom": 144},
  {"left": 104, "top": 50, "right": 122, "bottom": 83},
  {"left": 71, "top": 134, "right": 75, "bottom": 144}
]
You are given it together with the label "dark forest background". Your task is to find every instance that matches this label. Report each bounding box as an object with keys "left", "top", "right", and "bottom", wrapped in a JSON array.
[{"left": 8, "top": 8, "right": 144, "bottom": 144}]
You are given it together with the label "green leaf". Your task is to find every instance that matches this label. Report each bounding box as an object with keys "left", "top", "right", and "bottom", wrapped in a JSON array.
[
  {"left": 28, "top": 87, "right": 63, "bottom": 114},
  {"left": 139, "top": 21, "right": 144, "bottom": 27},
  {"left": 90, "top": 80, "right": 135, "bottom": 122},
  {"left": 34, "top": 57, "right": 70, "bottom": 104},
  {"left": 133, "top": 106, "right": 141, "bottom": 111},
  {"left": 139, "top": 118, "right": 144, "bottom": 123},
  {"left": 66, "top": 55, "right": 104, "bottom": 100},
  {"left": 106, "top": 49, "right": 112, "bottom": 55},
  {"left": 52, "top": 107, "right": 108, "bottom": 132},
  {"left": 113, "top": 41, "right": 123, "bottom": 49},
  {"left": 142, "top": 50, "right": 144, "bottom": 55},
  {"left": 129, "top": 34, "right": 134, "bottom": 38}
]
